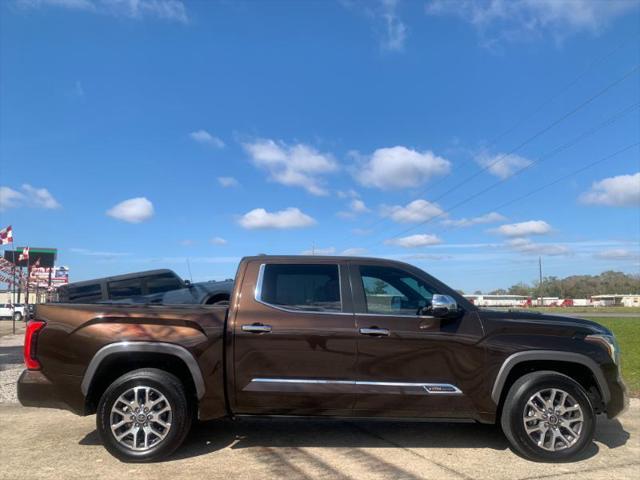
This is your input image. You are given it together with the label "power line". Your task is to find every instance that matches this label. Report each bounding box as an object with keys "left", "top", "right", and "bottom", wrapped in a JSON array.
[
  {"left": 358, "top": 62, "right": 640, "bottom": 237},
  {"left": 484, "top": 32, "right": 638, "bottom": 148},
  {"left": 382, "top": 141, "right": 639, "bottom": 248},
  {"left": 484, "top": 142, "right": 639, "bottom": 213},
  {"left": 421, "top": 64, "right": 639, "bottom": 204},
  {"left": 369, "top": 101, "right": 639, "bottom": 246}
]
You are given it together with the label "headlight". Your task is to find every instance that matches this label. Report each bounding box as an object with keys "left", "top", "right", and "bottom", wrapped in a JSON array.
[{"left": 585, "top": 334, "right": 619, "bottom": 364}]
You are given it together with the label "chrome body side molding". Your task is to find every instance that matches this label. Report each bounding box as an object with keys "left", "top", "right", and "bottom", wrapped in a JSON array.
[
  {"left": 243, "top": 378, "right": 463, "bottom": 395},
  {"left": 81, "top": 341, "right": 206, "bottom": 399}
]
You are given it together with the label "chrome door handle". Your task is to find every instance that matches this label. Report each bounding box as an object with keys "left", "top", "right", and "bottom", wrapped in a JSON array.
[
  {"left": 242, "top": 324, "right": 272, "bottom": 333},
  {"left": 359, "top": 327, "right": 390, "bottom": 336}
]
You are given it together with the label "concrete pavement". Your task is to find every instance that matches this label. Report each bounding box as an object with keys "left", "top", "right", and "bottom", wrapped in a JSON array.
[{"left": 0, "top": 400, "right": 638, "bottom": 479}]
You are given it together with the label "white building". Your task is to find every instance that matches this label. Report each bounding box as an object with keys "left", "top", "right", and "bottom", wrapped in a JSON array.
[
  {"left": 463, "top": 294, "right": 531, "bottom": 307},
  {"left": 590, "top": 294, "right": 640, "bottom": 307}
]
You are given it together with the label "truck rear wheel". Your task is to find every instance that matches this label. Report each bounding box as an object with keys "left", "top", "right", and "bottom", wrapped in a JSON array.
[
  {"left": 96, "top": 368, "right": 192, "bottom": 462},
  {"left": 500, "top": 371, "right": 595, "bottom": 462}
]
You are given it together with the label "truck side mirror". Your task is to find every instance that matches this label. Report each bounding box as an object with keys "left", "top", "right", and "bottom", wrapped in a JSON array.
[{"left": 430, "top": 294, "right": 458, "bottom": 318}]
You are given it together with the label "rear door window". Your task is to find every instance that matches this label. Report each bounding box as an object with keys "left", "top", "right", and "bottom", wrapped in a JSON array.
[
  {"left": 108, "top": 279, "right": 143, "bottom": 299},
  {"left": 258, "top": 264, "right": 342, "bottom": 312},
  {"left": 66, "top": 283, "right": 104, "bottom": 302},
  {"left": 145, "top": 273, "right": 183, "bottom": 294}
]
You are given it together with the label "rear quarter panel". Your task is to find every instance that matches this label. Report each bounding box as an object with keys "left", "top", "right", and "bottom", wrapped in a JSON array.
[{"left": 34, "top": 303, "right": 227, "bottom": 419}]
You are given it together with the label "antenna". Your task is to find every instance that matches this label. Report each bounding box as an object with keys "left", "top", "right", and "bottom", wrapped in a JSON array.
[{"left": 186, "top": 258, "right": 193, "bottom": 283}]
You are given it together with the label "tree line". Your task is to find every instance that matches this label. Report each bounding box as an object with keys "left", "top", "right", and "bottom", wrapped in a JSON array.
[{"left": 480, "top": 271, "right": 640, "bottom": 299}]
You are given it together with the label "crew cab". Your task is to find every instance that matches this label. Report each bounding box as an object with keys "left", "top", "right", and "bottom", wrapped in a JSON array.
[{"left": 18, "top": 256, "right": 627, "bottom": 462}]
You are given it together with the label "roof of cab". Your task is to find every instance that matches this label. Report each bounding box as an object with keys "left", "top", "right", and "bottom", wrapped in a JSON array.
[{"left": 239, "top": 254, "right": 414, "bottom": 267}]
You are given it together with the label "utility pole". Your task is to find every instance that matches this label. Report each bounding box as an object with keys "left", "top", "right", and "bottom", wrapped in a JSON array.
[{"left": 538, "top": 256, "right": 543, "bottom": 306}]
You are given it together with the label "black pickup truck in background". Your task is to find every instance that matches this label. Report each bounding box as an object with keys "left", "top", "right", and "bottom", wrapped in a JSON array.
[{"left": 55, "top": 269, "right": 233, "bottom": 306}]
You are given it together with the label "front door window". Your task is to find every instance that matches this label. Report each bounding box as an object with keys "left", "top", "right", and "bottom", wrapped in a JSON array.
[{"left": 360, "top": 265, "right": 435, "bottom": 315}]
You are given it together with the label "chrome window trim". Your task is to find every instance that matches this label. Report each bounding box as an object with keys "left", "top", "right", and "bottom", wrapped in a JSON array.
[
  {"left": 355, "top": 312, "right": 436, "bottom": 319},
  {"left": 254, "top": 263, "right": 352, "bottom": 316},
  {"left": 247, "top": 378, "right": 463, "bottom": 395}
]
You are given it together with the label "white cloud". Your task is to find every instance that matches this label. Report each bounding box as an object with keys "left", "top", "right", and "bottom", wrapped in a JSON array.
[
  {"left": 355, "top": 146, "right": 451, "bottom": 190},
  {"left": 475, "top": 152, "right": 532, "bottom": 179},
  {"left": 336, "top": 189, "right": 360, "bottom": 199},
  {"left": 210, "top": 237, "right": 227, "bottom": 245},
  {"left": 243, "top": 139, "right": 338, "bottom": 195},
  {"left": 381, "top": 199, "right": 444, "bottom": 223},
  {"left": 0, "top": 187, "right": 25, "bottom": 211},
  {"left": 492, "top": 220, "right": 551, "bottom": 237},
  {"left": 350, "top": 199, "right": 370, "bottom": 213},
  {"left": 179, "top": 239, "right": 194, "bottom": 247},
  {"left": 579, "top": 172, "right": 640, "bottom": 207},
  {"left": 425, "top": 0, "right": 637, "bottom": 46},
  {"left": 190, "top": 130, "right": 225, "bottom": 148},
  {"left": 0, "top": 184, "right": 60, "bottom": 211},
  {"left": 380, "top": 0, "right": 407, "bottom": 51},
  {"left": 595, "top": 248, "right": 640, "bottom": 260},
  {"left": 342, "top": 247, "right": 368, "bottom": 256},
  {"left": 238, "top": 207, "right": 316, "bottom": 230},
  {"left": 384, "top": 233, "right": 442, "bottom": 248},
  {"left": 21, "top": 184, "right": 61, "bottom": 209},
  {"left": 506, "top": 238, "right": 570, "bottom": 256},
  {"left": 18, "top": 0, "right": 189, "bottom": 23},
  {"left": 443, "top": 212, "right": 506, "bottom": 228},
  {"left": 342, "top": 0, "right": 408, "bottom": 52},
  {"left": 217, "top": 176, "right": 239, "bottom": 188},
  {"left": 106, "top": 197, "right": 154, "bottom": 223},
  {"left": 400, "top": 253, "right": 452, "bottom": 261},
  {"left": 338, "top": 198, "right": 371, "bottom": 218},
  {"left": 301, "top": 247, "right": 336, "bottom": 255}
]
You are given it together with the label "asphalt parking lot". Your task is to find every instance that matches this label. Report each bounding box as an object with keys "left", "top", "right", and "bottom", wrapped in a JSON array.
[{"left": 1, "top": 322, "right": 638, "bottom": 480}]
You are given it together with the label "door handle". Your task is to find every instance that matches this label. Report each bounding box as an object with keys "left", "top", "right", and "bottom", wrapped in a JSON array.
[
  {"left": 242, "top": 324, "right": 272, "bottom": 333},
  {"left": 359, "top": 327, "right": 390, "bottom": 337}
]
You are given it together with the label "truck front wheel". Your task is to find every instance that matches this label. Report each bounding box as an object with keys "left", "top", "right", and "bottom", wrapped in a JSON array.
[
  {"left": 96, "top": 368, "right": 192, "bottom": 462},
  {"left": 500, "top": 371, "right": 595, "bottom": 462}
]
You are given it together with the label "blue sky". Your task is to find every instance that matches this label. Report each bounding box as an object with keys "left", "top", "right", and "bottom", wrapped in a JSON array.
[{"left": 1, "top": 0, "right": 639, "bottom": 293}]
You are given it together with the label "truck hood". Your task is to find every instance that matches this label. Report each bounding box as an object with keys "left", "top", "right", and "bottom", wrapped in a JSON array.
[{"left": 477, "top": 309, "right": 611, "bottom": 335}]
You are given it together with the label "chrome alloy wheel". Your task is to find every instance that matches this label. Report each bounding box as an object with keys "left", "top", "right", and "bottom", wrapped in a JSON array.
[
  {"left": 523, "top": 388, "right": 584, "bottom": 451},
  {"left": 110, "top": 386, "right": 172, "bottom": 451}
]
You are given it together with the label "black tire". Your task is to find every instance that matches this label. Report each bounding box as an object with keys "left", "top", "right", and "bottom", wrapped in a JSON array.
[
  {"left": 13, "top": 312, "right": 22, "bottom": 322},
  {"left": 501, "top": 371, "right": 595, "bottom": 462},
  {"left": 96, "top": 368, "right": 192, "bottom": 462}
]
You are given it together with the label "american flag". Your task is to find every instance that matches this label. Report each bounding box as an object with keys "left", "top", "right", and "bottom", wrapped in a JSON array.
[
  {"left": 0, "top": 226, "right": 12, "bottom": 245},
  {"left": 18, "top": 247, "right": 29, "bottom": 262}
]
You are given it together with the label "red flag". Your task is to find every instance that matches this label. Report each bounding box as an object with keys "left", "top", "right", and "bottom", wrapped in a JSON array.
[
  {"left": 0, "top": 226, "right": 12, "bottom": 245},
  {"left": 18, "top": 247, "right": 29, "bottom": 262}
]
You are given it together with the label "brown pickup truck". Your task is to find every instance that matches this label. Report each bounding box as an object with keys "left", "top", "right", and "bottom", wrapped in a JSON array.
[{"left": 18, "top": 255, "right": 627, "bottom": 462}]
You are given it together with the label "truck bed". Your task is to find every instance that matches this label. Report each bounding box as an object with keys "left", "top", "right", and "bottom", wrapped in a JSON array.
[{"left": 26, "top": 303, "right": 229, "bottom": 419}]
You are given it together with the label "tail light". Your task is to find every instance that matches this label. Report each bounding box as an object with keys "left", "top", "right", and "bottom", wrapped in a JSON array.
[{"left": 24, "top": 320, "right": 46, "bottom": 370}]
